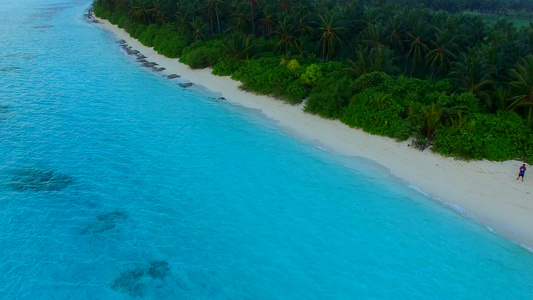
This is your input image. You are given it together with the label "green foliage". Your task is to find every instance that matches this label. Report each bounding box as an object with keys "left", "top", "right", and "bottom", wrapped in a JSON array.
[
  {"left": 304, "top": 61, "right": 350, "bottom": 118},
  {"left": 126, "top": 23, "right": 148, "bottom": 39},
  {"left": 435, "top": 92, "right": 482, "bottom": 113},
  {"left": 115, "top": 15, "right": 128, "bottom": 28},
  {"left": 300, "top": 64, "right": 322, "bottom": 87},
  {"left": 433, "top": 112, "right": 533, "bottom": 161},
  {"left": 180, "top": 40, "right": 225, "bottom": 69},
  {"left": 212, "top": 57, "right": 243, "bottom": 76},
  {"left": 286, "top": 59, "right": 301, "bottom": 71},
  {"left": 422, "top": 103, "right": 444, "bottom": 137},
  {"left": 106, "top": 11, "right": 127, "bottom": 28},
  {"left": 311, "top": 61, "right": 347, "bottom": 93},
  {"left": 340, "top": 91, "right": 412, "bottom": 141},
  {"left": 92, "top": 4, "right": 109, "bottom": 19},
  {"left": 153, "top": 26, "right": 191, "bottom": 58},
  {"left": 433, "top": 79, "right": 453, "bottom": 94},
  {"left": 285, "top": 81, "right": 308, "bottom": 103},
  {"left": 389, "top": 76, "right": 431, "bottom": 104},
  {"left": 139, "top": 24, "right": 160, "bottom": 47},
  {"left": 305, "top": 78, "right": 351, "bottom": 119},
  {"left": 351, "top": 72, "right": 395, "bottom": 94},
  {"left": 232, "top": 57, "right": 305, "bottom": 103}
]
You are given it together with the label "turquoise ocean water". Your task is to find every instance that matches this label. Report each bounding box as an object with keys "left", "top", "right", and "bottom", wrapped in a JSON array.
[{"left": 0, "top": 1, "right": 532, "bottom": 299}]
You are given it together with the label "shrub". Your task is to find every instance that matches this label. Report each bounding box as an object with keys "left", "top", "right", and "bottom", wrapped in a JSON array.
[
  {"left": 153, "top": 26, "right": 191, "bottom": 58},
  {"left": 93, "top": 4, "right": 109, "bottom": 19},
  {"left": 433, "top": 112, "right": 533, "bottom": 161},
  {"left": 305, "top": 78, "right": 351, "bottom": 118},
  {"left": 287, "top": 59, "right": 301, "bottom": 71},
  {"left": 350, "top": 72, "right": 394, "bottom": 94},
  {"left": 180, "top": 40, "right": 225, "bottom": 69},
  {"left": 389, "top": 76, "right": 431, "bottom": 104},
  {"left": 300, "top": 64, "right": 322, "bottom": 87},
  {"left": 285, "top": 81, "right": 308, "bottom": 104},
  {"left": 127, "top": 23, "right": 148, "bottom": 39},
  {"left": 107, "top": 12, "right": 127, "bottom": 27},
  {"left": 231, "top": 57, "right": 304, "bottom": 103},
  {"left": 341, "top": 96, "right": 411, "bottom": 141},
  {"left": 138, "top": 24, "right": 160, "bottom": 47},
  {"left": 435, "top": 92, "right": 482, "bottom": 113},
  {"left": 212, "top": 57, "right": 243, "bottom": 76}
]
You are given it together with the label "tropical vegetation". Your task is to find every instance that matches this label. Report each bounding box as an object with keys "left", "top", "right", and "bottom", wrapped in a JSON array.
[{"left": 93, "top": 0, "right": 533, "bottom": 162}]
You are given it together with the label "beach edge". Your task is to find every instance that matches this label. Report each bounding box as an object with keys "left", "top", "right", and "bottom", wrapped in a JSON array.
[{"left": 91, "top": 14, "right": 533, "bottom": 251}]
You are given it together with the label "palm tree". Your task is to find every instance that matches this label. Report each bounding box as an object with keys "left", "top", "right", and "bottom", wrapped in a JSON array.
[
  {"left": 190, "top": 17, "right": 207, "bottom": 40},
  {"left": 426, "top": 30, "right": 456, "bottom": 78},
  {"left": 294, "top": 9, "right": 314, "bottom": 38},
  {"left": 345, "top": 55, "right": 371, "bottom": 78},
  {"left": 229, "top": 7, "right": 250, "bottom": 34},
  {"left": 362, "top": 24, "right": 385, "bottom": 53},
  {"left": 356, "top": 7, "right": 379, "bottom": 31},
  {"left": 223, "top": 33, "right": 255, "bottom": 59},
  {"left": 113, "top": 0, "right": 129, "bottom": 12},
  {"left": 451, "top": 48, "right": 497, "bottom": 111},
  {"left": 517, "top": 25, "right": 533, "bottom": 58},
  {"left": 127, "top": 0, "right": 142, "bottom": 22},
  {"left": 406, "top": 21, "right": 430, "bottom": 77},
  {"left": 504, "top": 55, "right": 533, "bottom": 125},
  {"left": 135, "top": 0, "right": 152, "bottom": 24},
  {"left": 318, "top": 14, "right": 343, "bottom": 61},
  {"left": 385, "top": 17, "right": 405, "bottom": 52},
  {"left": 275, "top": 0, "right": 292, "bottom": 12},
  {"left": 205, "top": 0, "right": 226, "bottom": 34},
  {"left": 174, "top": 8, "right": 192, "bottom": 34},
  {"left": 273, "top": 19, "right": 296, "bottom": 55},
  {"left": 345, "top": 45, "right": 399, "bottom": 77},
  {"left": 149, "top": 0, "right": 169, "bottom": 25},
  {"left": 246, "top": 0, "right": 261, "bottom": 35},
  {"left": 259, "top": 8, "right": 275, "bottom": 38}
]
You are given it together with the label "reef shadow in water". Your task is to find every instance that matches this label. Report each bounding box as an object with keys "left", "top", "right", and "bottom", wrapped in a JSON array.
[
  {"left": 0, "top": 66, "right": 22, "bottom": 72},
  {"left": 147, "top": 260, "right": 170, "bottom": 280},
  {"left": 111, "top": 260, "right": 171, "bottom": 297},
  {"left": 111, "top": 268, "right": 146, "bottom": 297},
  {"left": 0, "top": 103, "right": 9, "bottom": 120},
  {"left": 81, "top": 211, "right": 128, "bottom": 234},
  {"left": 9, "top": 167, "right": 71, "bottom": 192},
  {"left": 0, "top": 103, "right": 9, "bottom": 113}
]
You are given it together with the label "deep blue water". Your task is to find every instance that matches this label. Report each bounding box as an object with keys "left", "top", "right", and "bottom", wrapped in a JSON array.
[{"left": 0, "top": 1, "right": 532, "bottom": 299}]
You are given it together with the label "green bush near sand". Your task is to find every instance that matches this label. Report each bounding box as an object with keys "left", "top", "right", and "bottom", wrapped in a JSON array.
[
  {"left": 180, "top": 40, "right": 225, "bottom": 69},
  {"left": 231, "top": 57, "right": 307, "bottom": 104},
  {"left": 153, "top": 27, "right": 191, "bottom": 58},
  {"left": 212, "top": 57, "right": 243, "bottom": 76},
  {"left": 138, "top": 24, "right": 159, "bottom": 47},
  {"left": 433, "top": 112, "right": 533, "bottom": 161}
]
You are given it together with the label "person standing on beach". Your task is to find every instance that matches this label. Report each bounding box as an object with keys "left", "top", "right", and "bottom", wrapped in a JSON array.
[{"left": 516, "top": 164, "right": 526, "bottom": 182}]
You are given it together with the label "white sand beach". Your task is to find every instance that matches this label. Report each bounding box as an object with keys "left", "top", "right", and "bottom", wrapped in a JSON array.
[{"left": 95, "top": 17, "right": 533, "bottom": 250}]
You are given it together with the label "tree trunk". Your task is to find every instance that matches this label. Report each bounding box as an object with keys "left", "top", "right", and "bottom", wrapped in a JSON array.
[{"left": 216, "top": 7, "right": 221, "bottom": 33}]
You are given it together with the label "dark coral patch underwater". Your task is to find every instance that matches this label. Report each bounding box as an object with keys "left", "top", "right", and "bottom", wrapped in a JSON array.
[
  {"left": 81, "top": 211, "right": 129, "bottom": 234},
  {"left": 8, "top": 167, "right": 71, "bottom": 192},
  {"left": 111, "top": 260, "right": 171, "bottom": 297},
  {"left": 111, "top": 268, "right": 146, "bottom": 297}
]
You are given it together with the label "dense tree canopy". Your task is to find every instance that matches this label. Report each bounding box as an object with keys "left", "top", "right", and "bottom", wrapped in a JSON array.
[{"left": 93, "top": 0, "right": 533, "bottom": 162}]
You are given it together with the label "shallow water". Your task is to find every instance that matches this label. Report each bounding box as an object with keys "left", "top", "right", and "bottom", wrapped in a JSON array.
[{"left": 0, "top": 1, "right": 532, "bottom": 299}]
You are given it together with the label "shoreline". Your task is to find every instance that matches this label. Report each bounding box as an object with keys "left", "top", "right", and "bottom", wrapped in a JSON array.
[{"left": 93, "top": 16, "right": 533, "bottom": 251}]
